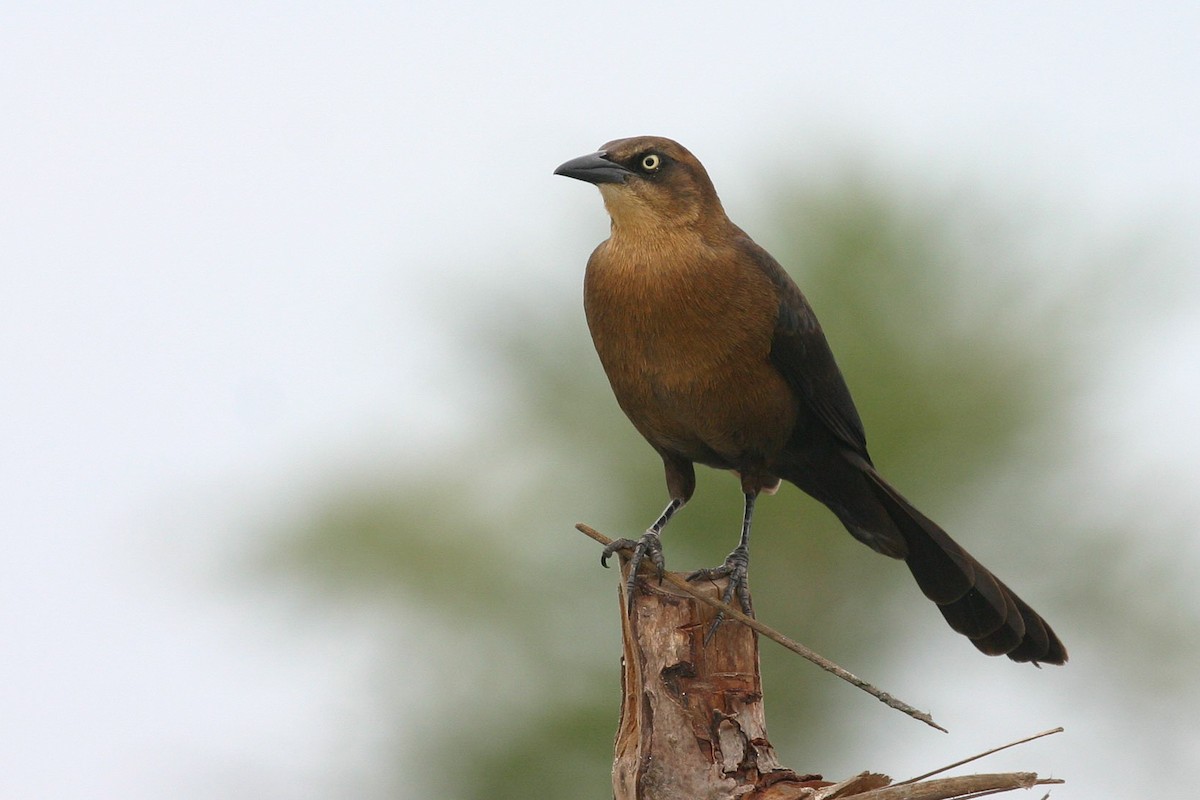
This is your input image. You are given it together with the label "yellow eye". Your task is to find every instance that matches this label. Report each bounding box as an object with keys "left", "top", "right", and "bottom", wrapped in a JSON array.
[{"left": 640, "top": 153, "right": 661, "bottom": 172}]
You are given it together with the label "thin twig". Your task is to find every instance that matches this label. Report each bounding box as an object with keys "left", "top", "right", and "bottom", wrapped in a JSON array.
[
  {"left": 575, "top": 522, "right": 947, "bottom": 733},
  {"left": 943, "top": 777, "right": 1063, "bottom": 800},
  {"left": 846, "top": 774, "right": 1062, "bottom": 800},
  {"left": 896, "top": 727, "right": 1064, "bottom": 786}
]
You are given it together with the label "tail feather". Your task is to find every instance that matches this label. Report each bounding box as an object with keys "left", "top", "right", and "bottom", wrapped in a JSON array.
[
  {"left": 1004, "top": 592, "right": 1053, "bottom": 662},
  {"left": 862, "top": 469, "right": 1067, "bottom": 665}
]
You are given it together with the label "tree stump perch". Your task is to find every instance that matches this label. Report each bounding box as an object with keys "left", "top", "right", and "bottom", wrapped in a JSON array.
[
  {"left": 590, "top": 525, "right": 1064, "bottom": 800},
  {"left": 612, "top": 555, "right": 836, "bottom": 799}
]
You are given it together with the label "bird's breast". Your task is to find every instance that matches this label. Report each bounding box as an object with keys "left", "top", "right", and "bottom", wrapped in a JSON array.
[{"left": 583, "top": 235, "right": 797, "bottom": 466}]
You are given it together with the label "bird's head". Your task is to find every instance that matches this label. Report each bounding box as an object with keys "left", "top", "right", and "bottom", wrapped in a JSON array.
[{"left": 554, "top": 136, "right": 725, "bottom": 233}]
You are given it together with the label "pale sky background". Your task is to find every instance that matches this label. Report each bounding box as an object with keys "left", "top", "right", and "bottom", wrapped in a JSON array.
[{"left": 3, "top": 2, "right": 1199, "bottom": 798}]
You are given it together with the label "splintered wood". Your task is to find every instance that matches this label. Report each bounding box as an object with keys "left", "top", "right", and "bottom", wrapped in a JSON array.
[
  {"left": 596, "top": 526, "right": 1062, "bottom": 800},
  {"left": 611, "top": 556, "right": 821, "bottom": 799}
]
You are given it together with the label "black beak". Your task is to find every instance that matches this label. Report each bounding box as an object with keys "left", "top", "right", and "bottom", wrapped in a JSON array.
[{"left": 554, "top": 151, "right": 633, "bottom": 185}]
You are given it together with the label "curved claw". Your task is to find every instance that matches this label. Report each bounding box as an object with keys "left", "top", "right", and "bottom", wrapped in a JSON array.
[
  {"left": 600, "top": 537, "right": 636, "bottom": 569},
  {"left": 601, "top": 532, "right": 664, "bottom": 613}
]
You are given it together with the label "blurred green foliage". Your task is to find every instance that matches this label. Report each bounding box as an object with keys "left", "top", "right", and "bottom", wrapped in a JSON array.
[{"left": 258, "top": 169, "right": 1195, "bottom": 798}]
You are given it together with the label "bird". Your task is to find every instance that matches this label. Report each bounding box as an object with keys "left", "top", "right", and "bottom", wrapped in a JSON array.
[{"left": 553, "top": 135, "right": 1067, "bottom": 665}]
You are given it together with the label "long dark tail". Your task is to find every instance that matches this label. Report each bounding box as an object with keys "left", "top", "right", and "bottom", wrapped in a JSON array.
[{"left": 862, "top": 468, "right": 1067, "bottom": 665}]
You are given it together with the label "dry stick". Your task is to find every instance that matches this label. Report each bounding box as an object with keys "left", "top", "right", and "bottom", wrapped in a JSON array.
[
  {"left": 575, "top": 522, "right": 947, "bottom": 734},
  {"left": 853, "top": 774, "right": 1063, "bottom": 800},
  {"left": 896, "top": 727, "right": 1064, "bottom": 786},
  {"left": 961, "top": 781, "right": 1064, "bottom": 800},
  {"left": 934, "top": 778, "right": 1064, "bottom": 800}
]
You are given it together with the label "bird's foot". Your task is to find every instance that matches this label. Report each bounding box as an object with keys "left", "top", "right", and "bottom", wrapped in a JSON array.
[
  {"left": 601, "top": 531, "right": 665, "bottom": 613},
  {"left": 687, "top": 545, "right": 752, "bottom": 641}
]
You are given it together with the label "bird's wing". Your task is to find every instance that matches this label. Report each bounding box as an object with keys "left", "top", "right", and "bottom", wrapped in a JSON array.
[{"left": 747, "top": 243, "right": 870, "bottom": 458}]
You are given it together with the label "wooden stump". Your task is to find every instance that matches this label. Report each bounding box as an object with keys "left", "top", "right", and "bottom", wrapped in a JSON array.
[
  {"left": 612, "top": 559, "right": 831, "bottom": 800},
  {"left": 585, "top": 524, "right": 1063, "bottom": 800}
]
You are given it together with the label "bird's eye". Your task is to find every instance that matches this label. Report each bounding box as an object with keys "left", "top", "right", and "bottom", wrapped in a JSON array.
[{"left": 640, "top": 153, "right": 661, "bottom": 172}]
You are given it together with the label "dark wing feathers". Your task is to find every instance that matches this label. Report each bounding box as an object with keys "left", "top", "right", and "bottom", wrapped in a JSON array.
[{"left": 746, "top": 243, "right": 869, "bottom": 458}]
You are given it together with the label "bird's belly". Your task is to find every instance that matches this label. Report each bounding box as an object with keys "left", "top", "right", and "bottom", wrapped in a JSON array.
[{"left": 608, "top": 351, "right": 797, "bottom": 470}]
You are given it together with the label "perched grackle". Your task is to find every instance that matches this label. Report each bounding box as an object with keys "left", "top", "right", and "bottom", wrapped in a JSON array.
[{"left": 555, "top": 136, "right": 1066, "bottom": 665}]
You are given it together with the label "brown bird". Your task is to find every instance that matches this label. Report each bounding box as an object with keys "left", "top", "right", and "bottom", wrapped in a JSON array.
[{"left": 555, "top": 136, "right": 1067, "bottom": 665}]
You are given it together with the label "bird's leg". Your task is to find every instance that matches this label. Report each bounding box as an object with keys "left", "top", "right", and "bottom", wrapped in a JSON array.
[
  {"left": 688, "top": 491, "right": 757, "bottom": 639},
  {"left": 601, "top": 498, "right": 684, "bottom": 612}
]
